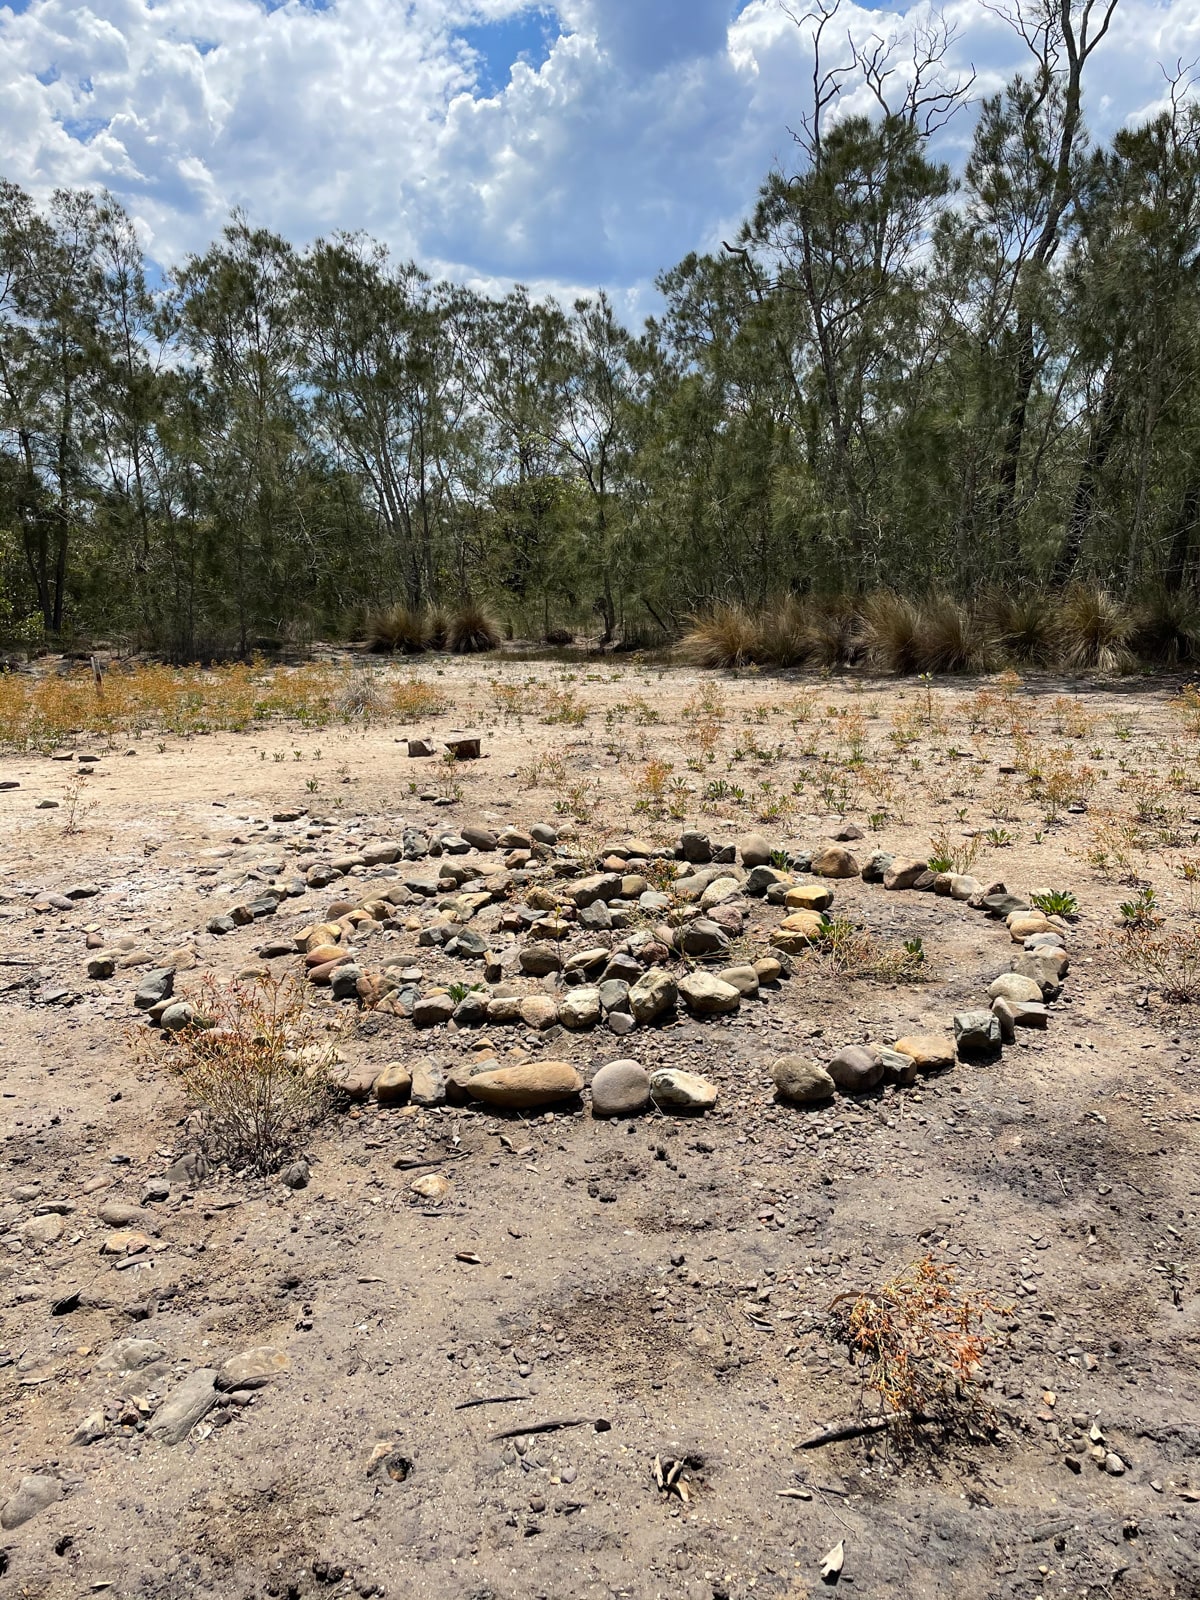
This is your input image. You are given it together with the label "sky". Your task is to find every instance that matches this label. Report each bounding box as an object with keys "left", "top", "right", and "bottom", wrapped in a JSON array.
[{"left": 0, "top": 0, "right": 1195, "bottom": 318}]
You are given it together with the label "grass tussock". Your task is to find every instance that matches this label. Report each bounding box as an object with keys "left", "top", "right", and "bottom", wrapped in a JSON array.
[
  {"left": 682, "top": 602, "right": 764, "bottom": 668},
  {"left": 0, "top": 659, "right": 447, "bottom": 751},
  {"left": 1131, "top": 588, "right": 1200, "bottom": 667},
  {"left": 150, "top": 976, "right": 335, "bottom": 1174},
  {"left": 1057, "top": 585, "right": 1134, "bottom": 673},
  {"left": 446, "top": 601, "right": 501, "bottom": 654},
  {"left": 367, "top": 604, "right": 433, "bottom": 654}
]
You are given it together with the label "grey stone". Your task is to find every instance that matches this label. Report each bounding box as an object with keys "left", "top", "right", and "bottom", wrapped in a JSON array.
[
  {"left": 578, "top": 899, "right": 612, "bottom": 930},
  {"left": 677, "top": 920, "right": 729, "bottom": 958},
  {"left": 603, "top": 953, "right": 643, "bottom": 985},
  {"left": 519, "top": 942, "right": 563, "bottom": 976},
  {"left": 148, "top": 1369, "right": 219, "bottom": 1444},
  {"left": 679, "top": 830, "right": 712, "bottom": 864},
  {"left": 827, "top": 1045, "right": 884, "bottom": 1093},
  {"left": 607, "top": 1011, "right": 637, "bottom": 1036},
  {"left": 1, "top": 1473, "right": 62, "bottom": 1529},
  {"left": 1011, "top": 949, "right": 1069, "bottom": 998},
  {"left": 649, "top": 1068, "right": 718, "bottom": 1110},
  {"left": 97, "top": 1337, "right": 167, "bottom": 1373},
  {"left": 410, "top": 1060, "right": 447, "bottom": 1106},
  {"left": 883, "top": 857, "right": 928, "bottom": 891},
  {"left": 530, "top": 823, "right": 558, "bottom": 845},
  {"left": 280, "top": 1160, "right": 310, "bottom": 1190},
  {"left": 878, "top": 1047, "right": 919, "bottom": 1085},
  {"left": 590, "top": 1059, "right": 651, "bottom": 1117},
  {"left": 772, "top": 1055, "right": 835, "bottom": 1104},
  {"left": 134, "top": 968, "right": 174, "bottom": 1010},
  {"left": 716, "top": 965, "right": 760, "bottom": 997},
  {"left": 954, "top": 1010, "right": 1002, "bottom": 1055},
  {"left": 678, "top": 971, "right": 740, "bottom": 1015},
  {"left": 628, "top": 968, "right": 677, "bottom": 1023},
  {"left": 215, "top": 1345, "right": 289, "bottom": 1391},
  {"left": 745, "top": 865, "right": 789, "bottom": 897},
  {"left": 988, "top": 972, "right": 1044, "bottom": 1004},
  {"left": 453, "top": 992, "right": 489, "bottom": 1026},
  {"left": 738, "top": 833, "right": 772, "bottom": 868},
  {"left": 598, "top": 979, "right": 630, "bottom": 1014},
  {"left": 330, "top": 963, "right": 363, "bottom": 1001},
  {"left": 560, "top": 987, "right": 601, "bottom": 1030},
  {"left": 412, "top": 993, "right": 455, "bottom": 1027},
  {"left": 461, "top": 825, "right": 498, "bottom": 851},
  {"left": 160, "top": 1001, "right": 195, "bottom": 1031}
]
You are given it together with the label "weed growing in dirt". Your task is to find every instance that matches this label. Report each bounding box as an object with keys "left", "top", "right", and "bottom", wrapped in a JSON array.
[
  {"left": 147, "top": 976, "right": 335, "bottom": 1173},
  {"left": 1030, "top": 889, "right": 1079, "bottom": 918},
  {"left": 809, "top": 916, "right": 927, "bottom": 984},
  {"left": 1116, "top": 925, "right": 1200, "bottom": 1002},
  {"left": 827, "top": 1256, "right": 1009, "bottom": 1440}
]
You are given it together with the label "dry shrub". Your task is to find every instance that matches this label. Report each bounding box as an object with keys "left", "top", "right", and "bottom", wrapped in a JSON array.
[
  {"left": 367, "top": 604, "right": 432, "bottom": 654},
  {"left": 1131, "top": 587, "right": 1200, "bottom": 667},
  {"left": 681, "top": 603, "right": 763, "bottom": 668},
  {"left": 980, "top": 589, "right": 1057, "bottom": 666},
  {"left": 446, "top": 601, "right": 501, "bottom": 654},
  {"left": 390, "top": 677, "right": 446, "bottom": 719},
  {"left": 1057, "top": 585, "right": 1134, "bottom": 673},
  {"left": 152, "top": 976, "right": 335, "bottom": 1173},
  {"left": 863, "top": 591, "right": 923, "bottom": 674},
  {"left": 919, "top": 593, "right": 997, "bottom": 673},
  {"left": 333, "top": 670, "right": 389, "bottom": 720},
  {"left": 426, "top": 605, "right": 450, "bottom": 651},
  {"left": 801, "top": 593, "right": 866, "bottom": 668},
  {"left": 1116, "top": 925, "right": 1200, "bottom": 1002},
  {"left": 758, "top": 595, "right": 812, "bottom": 667},
  {"left": 827, "top": 1256, "right": 1008, "bottom": 1438},
  {"left": 810, "top": 915, "right": 926, "bottom": 983}
]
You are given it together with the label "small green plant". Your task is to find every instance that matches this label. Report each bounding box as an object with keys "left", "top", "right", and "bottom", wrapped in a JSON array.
[
  {"left": 1030, "top": 889, "right": 1079, "bottom": 918},
  {"left": 868, "top": 812, "right": 889, "bottom": 832},
  {"left": 984, "top": 826, "right": 1013, "bottom": 848},
  {"left": 904, "top": 937, "right": 926, "bottom": 965},
  {"left": 1119, "top": 885, "right": 1162, "bottom": 930},
  {"left": 447, "top": 981, "right": 483, "bottom": 1004},
  {"left": 769, "top": 848, "right": 790, "bottom": 869}
]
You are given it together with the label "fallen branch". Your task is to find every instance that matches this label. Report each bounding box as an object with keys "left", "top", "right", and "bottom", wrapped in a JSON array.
[
  {"left": 488, "top": 1416, "right": 610, "bottom": 1442},
  {"left": 798, "top": 1413, "right": 924, "bottom": 1449},
  {"left": 455, "top": 1394, "right": 529, "bottom": 1410}
]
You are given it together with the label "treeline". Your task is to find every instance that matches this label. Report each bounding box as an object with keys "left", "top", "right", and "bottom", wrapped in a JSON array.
[{"left": 3, "top": 0, "right": 1200, "bottom": 660}]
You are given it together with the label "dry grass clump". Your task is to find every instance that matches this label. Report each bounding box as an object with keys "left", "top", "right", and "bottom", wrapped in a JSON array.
[
  {"left": 0, "top": 660, "right": 446, "bottom": 751},
  {"left": 810, "top": 915, "right": 927, "bottom": 983},
  {"left": 682, "top": 603, "right": 764, "bottom": 668},
  {"left": 862, "top": 592, "right": 923, "bottom": 674},
  {"left": 1117, "top": 924, "right": 1200, "bottom": 1003},
  {"left": 151, "top": 976, "right": 335, "bottom": 1174},
  {"left": 367, "top": 604, "right": 433, "bottom": 654},
  {"left": 1058, "top": 585, "right": 1134, "bottom": 673},
  {"left": 981, "top": 590, "right": 1057, "bottom": 666},
  {"left": 446, "top": 601, "right": 501, "bottom": 654},
  {"left": 1130, "top": 588, "right": 1200, "bottom": 667},
  {"left": 758, "top": 595, "right": 812, "bottom": 667},
  {"left": 826, "top": 1256, "right": 1008, "bottom": 1439}
]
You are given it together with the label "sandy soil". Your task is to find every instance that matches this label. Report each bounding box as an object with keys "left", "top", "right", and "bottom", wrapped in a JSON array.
[{"left": 1, "top": 657, "right": 1198, "bottom": 1600}]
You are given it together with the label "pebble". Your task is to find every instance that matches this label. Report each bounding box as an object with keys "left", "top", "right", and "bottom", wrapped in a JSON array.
[
  {"left": 648, "top": 1068, "right": 718, "bottom": 1111},
  {"left": 772, "top": 1054, "right": 836, "bottom": 1104},
  {"left": 827, "top": 1045, "right": 884, "bottom": 1093},
  {"left": 590, "top": 1059, "right": 651, "bottom": 1117}
]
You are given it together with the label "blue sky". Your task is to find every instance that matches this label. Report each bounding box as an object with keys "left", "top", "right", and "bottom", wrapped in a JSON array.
[{"left": 0, "top": 0, "right": 1195, "bottom": 317}]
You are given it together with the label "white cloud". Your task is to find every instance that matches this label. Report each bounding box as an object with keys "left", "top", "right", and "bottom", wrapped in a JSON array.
[{"left": 0, "top": 0, "right": 1195, "bottom": 315}]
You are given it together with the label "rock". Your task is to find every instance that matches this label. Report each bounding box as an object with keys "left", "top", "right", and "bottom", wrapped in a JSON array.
[
  {"left": 716, "top": 965, "right": 760, "bottom": 997},
  {"left": 771, "top": 909, "right": 825, "bottom": 953},
  {"left": 628, "top": 968, "right": 677, "bottom": 1023},
  {"left": 23, "top": 1213, "right": 64, "bottom": 1245},
  {"left": 87, "top": 954, "right": 116, "bottom": 979},
  {"left": 754, "top": 956, "right": 784, "bottom": 983},
  {"left": 811, "top": 846, "right": 860, "bottom": 879},
  {"left": 590, "top": 1059, "right": 651, "bottom": 1117},
  {"left": 279, "top": 1161, "right": 310, "bottom": 1190},
  {"left": 745, "top": 864, "right": 789, "bottom": 897},
  {"left": 407, "top": 738, "right": 434, "bottom": 757},
  {"left": 649, "top": 1069, "right": 717, "bottom": 1111},
  {"left": 519, "top": 995, "right": 559, "bottom": 1030},
  {"left": 827, "top": 1045, "right": 884, "bottom": 1093},
  {"left": 134, "top": 968, "right": 174, "bottom": 1010},
  {"left": 982, "top": 891, "right": 1028, "bottom": 918},
  {"left": 679, "top": 830, "right": 712, "bottom": 864},
  {"left": 678, "top": 971, "right": 740, "bottom": 1015},
  {"left": 215, "top": 1345, "right": 289, "bottom": 1391},
  {"left": 988, "top": 972, "right": 1045, "bottom": 1004},
  {"left": 72, "top": 1410, "right": 108, "bottom": 1445},
  {"left": 949, "top": 874, "right": 980, "bottom": 901},
  {"left": 498, "top": 827, "right": 533, "bottom": 850},
  {"left": 160, "top": 1001, "right": 196, "bottom": 1032},
  {"left": 607, "top": 1011, "right": 637, "bottom": 1036},
  {"left": 374, "top": 1063, "right": 412, "bottom": 1106},
  {"left": 597, "top": 978, "right": 630, "bottom": 1014},
  {"left": 878, "top": 1047, "right": 919, "bottom": 1085},
  {"left": 784, "top": 883, "right": 833, "bottom": 911},
  {"left": 954, "top": 1010, "right": 1002, "bottom": 1056},
  {"left": 699, "top": 876, "right": 742, "bottom": 910},
  {"left": 453, "top": 991, "right": 489, "bottom": 1025},
  {"left": 148, "top": 1369, "right": 219, "bottom": 1444},
  {"left": 445, "top": 736, "right": 481, "bottom": 760},
  {"left": 832, "top": 822, "right": 864, "bottom": 841},
  {"left": 892, "top": 1035, "right": 955, "bottom": 1072},
  {"left": 861, "top": 851, "right": 894, "bottom": 883},
  {"left": 677, "top": 919, "right": 729, "bottom": 957},
  {"left": 530, "top": 822, "right": 558, "bottom": 844},
  {"left": 97, "top": 1198, "right": 157, "bottom": 1231},
  {"left": 738, "top": 833, "right": 772, "bottom": 868},
  {"left": 883, "top": 857, "right": 928, "bottom": 890},
  {"left": 992, "top": 997, "right": 1048, "bottom": 1041},
  {"left": 773, "top": 1055, "right": 836, "bottom": 1103},
  {"left": 166, "top": 1150, "right": 209, "bottom": 1187},
  {"left": 1008, "top": 910, "right": 1054, "bottom": 941},
  {"left": 412, "top": 993, "right": 455, "bottom": 1027},
  {"left": 467, "top": 1061, "right": 583, "bottom": 1109},
  {"left": 97, "top": 1337, "right": 167, "bottom": 1373},
  {"left": 519, "top": 942, "right": 563, "bottom": 976},
  {"left": 560, "top": 988, "right": 601, "bottom": 1030},
  {"left": 1, "top": 1473, "right": 62, "bottom": 1529},
  {"left": 1012, "top": 949, "right": 1069, "bottom": 997},
  {"left": 100, "top": 1229, "right": 151, "bottom": 1256},
  {"left": 410, "top": 1060, "right": 446, "bottom": 1106},
  {"left": 461, "top": 825, "right": 498, "bottom": 851},
  {"left": 1104, "top": 1451, "right": 1126, "bottom": 1476},
  {"left": 410, "top": 1172, "right": 449, "bottom": 1200}
]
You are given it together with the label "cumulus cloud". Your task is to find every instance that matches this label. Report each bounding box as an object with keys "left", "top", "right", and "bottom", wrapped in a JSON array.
[{"left": 0, "top": 0, "right": 1194, "bottom": 311}]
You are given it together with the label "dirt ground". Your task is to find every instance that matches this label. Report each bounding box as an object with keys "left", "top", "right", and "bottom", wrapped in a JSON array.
[{"left": 1, "top": 657, "right": 1199, "bottom": 1600}]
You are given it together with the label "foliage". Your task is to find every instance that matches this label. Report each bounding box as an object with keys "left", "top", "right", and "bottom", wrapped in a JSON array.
[
  {"left": 1030, "top": 888, "right": 1079, "bottom": 917},
  {"left": 827, "top": 1256, "right": 1008, "bottom": 1437},
  {"left": 1117, "top": 924, "right": 1200, "bottom": 1002},
  {"left": 446, "top": 601, "right": 501, "bottom": 653},
  {"left": 810, "top": 915, "right": 927, "bottom": 983},
  {"left": 149, "top": 976, "right": 335, "bottom": 1173}
]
